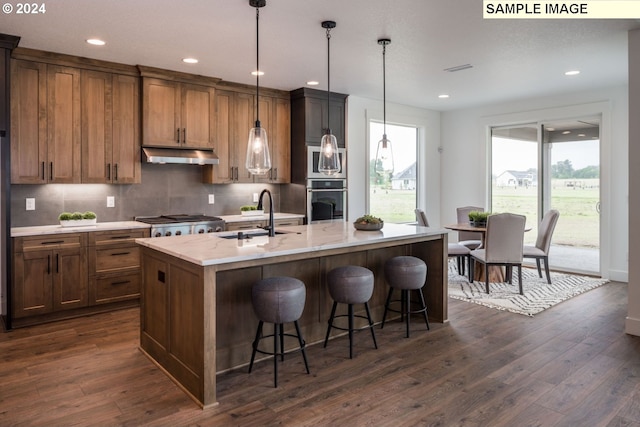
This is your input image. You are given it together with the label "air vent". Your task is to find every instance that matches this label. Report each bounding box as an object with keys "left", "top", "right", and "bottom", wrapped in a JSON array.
[{"left": 444, "top": 64, "right": 473, "bottom": 72}]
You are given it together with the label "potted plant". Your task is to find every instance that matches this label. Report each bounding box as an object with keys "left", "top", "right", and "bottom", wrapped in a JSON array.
[
  {"left": 59, "top": 211, "right": 97, "bottom": 227},
  {"left": 468, "top": 211, "right": 490, "bottom": 227},
  {"left": 240, "top": 205, "right": 264, "bottom": 216},
  {"left": 353, "top": 214, "right": 384, "bottom": 231}
]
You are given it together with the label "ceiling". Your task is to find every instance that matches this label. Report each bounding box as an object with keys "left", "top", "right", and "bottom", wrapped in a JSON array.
[{"left": 1, "top": 0, "right": 638, "bottom": 111}]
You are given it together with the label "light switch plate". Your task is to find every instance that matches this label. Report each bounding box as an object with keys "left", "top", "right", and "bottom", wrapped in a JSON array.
[
  {"left": 26, "top": 198, "right": 35, "bottom": 211},
  {"left": 208, "top": 194, "right": 215, "bottom": 204},
  {"left": 107, "top": 196, "right": 115, "bottom": 208},
  {"left": 253, "top": 193, "right": 259, "bottom": 203}
]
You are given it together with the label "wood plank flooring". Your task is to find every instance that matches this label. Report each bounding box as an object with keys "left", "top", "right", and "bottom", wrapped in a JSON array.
[{"left": 1, "top": 280, "right": 639, "bottom": 426}]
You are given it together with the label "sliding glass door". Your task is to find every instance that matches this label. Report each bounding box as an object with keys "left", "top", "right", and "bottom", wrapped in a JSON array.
[{"left": 490, "top": 118, "right": 600, "bottom": 274}]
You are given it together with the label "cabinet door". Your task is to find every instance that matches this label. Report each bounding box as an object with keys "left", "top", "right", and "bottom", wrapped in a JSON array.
[
  {"left": 112, "top": 74, "right": 141, "bottom": 183},
  {"left": 13, "top": 249, "right": 53, "bottom": 318},
  {"left": 182, "top": 84, "right": 215, "bottom": 149},
  {"left": 47, "top": 65, "right": 81, "bottom": 183},
  {"left": 305, "top": 96, "right": 325, "bottom": 144},
  {"left": 256, "top": 96, "right": 290, "bottom": 183},
  {"left": 234, "top": 92, "right": 254, "bottom": 183},
  {"left": 142, "top": 78, "right": 181, "bottom": 147},
  {"left": 203, "top": 89, "right": 234, "bottom": 183},
  {"left": 330, "top": 99, "right": 346, "bottom": 148},
  {"left": 81, "top": 70, "right": 113, "bottom": 183},
  {"left": 10, "top": 60, "right": 47, "bottom": 184},
  {"left": 52, "top": 246, "right": 88, "bottom": 311}
]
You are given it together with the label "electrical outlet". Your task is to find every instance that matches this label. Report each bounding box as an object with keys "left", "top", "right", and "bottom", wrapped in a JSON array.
[
  {"left": 107, "top": 196, "right": 115, "bottom": 208},
  {"left": 253, "top": 193, "right": 259, "bottom": 203},
  {"left": 26, "top": 198, "right": 35, "bottom": 211},
  {"left": 208, "top": 194, "right": 215, "bottom": 204}
]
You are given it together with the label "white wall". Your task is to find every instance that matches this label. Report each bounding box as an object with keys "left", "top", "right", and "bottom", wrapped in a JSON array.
[
  {"left": 346, "top": 96, "right": 441, "bottom": 224},
  {"left": 626, "top": 29, "right": 640, "bottom": 335},
  {"left": 440, "top": 85, "right": 629, "bottom": 282}
]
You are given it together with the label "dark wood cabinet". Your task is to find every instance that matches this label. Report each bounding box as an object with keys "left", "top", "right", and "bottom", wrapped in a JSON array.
[{"left": 290, "top": 87, "right": 347, "bottom": 148}]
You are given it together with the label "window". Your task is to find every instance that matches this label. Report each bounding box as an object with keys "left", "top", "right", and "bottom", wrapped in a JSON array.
[{"left": 368, "top": 121, "right": 417, "bottom": 222}]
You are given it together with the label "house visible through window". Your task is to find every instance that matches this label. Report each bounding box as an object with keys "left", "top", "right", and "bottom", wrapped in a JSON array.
[{"left": 368, "top": 121, "right": 417, "bottom": 223}]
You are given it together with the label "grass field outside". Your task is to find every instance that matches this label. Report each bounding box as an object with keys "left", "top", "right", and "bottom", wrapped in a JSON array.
[{"left": 369, "top": 180, "right": 599, "bottom": 249}]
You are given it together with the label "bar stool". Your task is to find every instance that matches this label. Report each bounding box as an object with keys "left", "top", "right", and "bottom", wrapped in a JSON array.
[
  {"left": 323, "top": 265, "right": 378, "bottom": 359},
  {"left": 381, "top": 256, "right": 429, "bottom": 337},
  {"left": 248, "top": 276, "right": 310, "bottom": 387}
]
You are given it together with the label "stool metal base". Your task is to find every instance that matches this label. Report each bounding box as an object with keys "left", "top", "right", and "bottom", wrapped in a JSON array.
[
  {"left": 248, "top": 320, "right": 310, "bottom": 387},
  {"left": 323, "top": 301, "right": 378, "bottom": 359},
  {"left": 381, "top": 287, "right": 430, "bottom": 338}
]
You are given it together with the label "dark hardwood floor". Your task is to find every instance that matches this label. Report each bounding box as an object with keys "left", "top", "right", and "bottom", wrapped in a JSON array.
[{"left": 1, "top": 280, "right": 639, "bottom": 426}]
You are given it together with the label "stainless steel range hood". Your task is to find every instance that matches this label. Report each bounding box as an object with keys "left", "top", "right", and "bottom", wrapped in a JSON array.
[{"left": 142, "top": 147, "right": 219, "bottom": 165}]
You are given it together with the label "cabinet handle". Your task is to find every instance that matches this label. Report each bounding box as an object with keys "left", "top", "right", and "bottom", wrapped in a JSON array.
[
  {"left": 49, "top": 162, "right": 53, "bottom": 181},
  {"left": 41, "top": 162, "right": 45, "bottom": 180},
  {"left": 109, "top": 235, "right": 131, "bottom": 240},
  {"left": 111, "top": 280, "right": 131, "bottom": 286},
  {"left": 47, "top": 254, "right": 50, "bottom": 274},
  {"left": 107, "top": 163, "right": 111, "bottom": 180},
  {"left": 110, "top": 252, "right": 131, "bottom": 256},
  {"left": 182, "top": 128, "right": 186, "bottom": 144},
  {"left": 114, "top": 164, "right": 118, "bottom": 181},
  {"left": 176, "top": 128, "right": 180, "bottom": 144},
  {"left": 56, "top": 253, "right": 59, "bottom": 273},
  {"left": 41, "top": 240, "right": 65, "bottom": 245}
]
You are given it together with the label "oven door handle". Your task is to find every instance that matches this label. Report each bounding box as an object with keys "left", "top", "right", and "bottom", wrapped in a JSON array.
[{"left": 307, "top": 188, "right": 347, "bottom": 192}]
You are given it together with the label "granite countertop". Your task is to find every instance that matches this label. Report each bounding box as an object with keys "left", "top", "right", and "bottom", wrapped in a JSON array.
[
  {"left": 135, "top": 222, "right": 445, "bottom": 267},
  {"left": 219, "top": 212, "right": 305, "bottom": 223},
  {"left": 11, "top": 221, "right": 151, "bottom": 237}
]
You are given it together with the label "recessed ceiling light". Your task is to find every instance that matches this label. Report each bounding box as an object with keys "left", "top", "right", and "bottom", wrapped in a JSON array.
[
  {"left": 578, "top": 133, "right": 586, "bottom": 137},
  {"left": 565, "top": 70, "right": 580, "bottom": 76},
  {"left": 438, "top": 94, "right": 450, "bottom": 99},
  {"left": 86, "top": 39, "right": 106, "bottom": 46},
  {"left": 562, "top": 130, "right": 571, "bottom": 135},
  {"left": 182, "top": 58, "right": 198, "bottom": 64},
  {"left": 251, "top": 70, "right": 265, "bottom": 76},
  {"left": 307, "top": 81, "right": 319, "bottom": 86},
  {"left": 546, "top": 127, "right": 555, "bottom": 131}
]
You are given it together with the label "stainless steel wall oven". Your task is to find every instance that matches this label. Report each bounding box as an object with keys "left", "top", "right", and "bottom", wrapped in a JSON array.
[{"left": 307, "top": 179, "right": 347, "bottom": 223}]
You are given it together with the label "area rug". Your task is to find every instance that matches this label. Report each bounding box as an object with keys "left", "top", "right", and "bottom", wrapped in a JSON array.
[{"left": 447, "top": 262, "right": 609, "bottom": 316}]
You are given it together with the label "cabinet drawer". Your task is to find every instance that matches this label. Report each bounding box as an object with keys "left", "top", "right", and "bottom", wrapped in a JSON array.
[
  {"left": 94, "top": 273, "right": 140, "bottom": 304},
  {"left": 95, "top": 246, "right": 140, "bottom": 272},
  {"left": 274, "top": 219, "right": 302, "bottom": 227},
  {"left": 90, "top": 229, "right": 149, "bottom": 246},
  {"left": 226, "top": 221, "right": 264, "bottom": 231},
  {"left": 17, "top": 234, "right": 84, "bottom": 252}
]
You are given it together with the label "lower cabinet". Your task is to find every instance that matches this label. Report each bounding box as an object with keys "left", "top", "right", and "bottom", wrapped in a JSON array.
[
  {"left": 11, "top": 227, "right": 149, "bottom": 328},
  {"left": 12, "top": 234, "right": 88, "bottom": 319},
  {"left": 225, "top": 217, "right": 303, "bottom": 231}
]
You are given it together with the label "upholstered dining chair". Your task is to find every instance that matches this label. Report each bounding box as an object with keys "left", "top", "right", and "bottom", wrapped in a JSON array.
[
  {"left": 469, "top": 213, "right": 526, "bottom": 294},
  {"left": 415, "top": 209, "right": 471, "bottom": 275},
  {"left": 523, "top": 209, "right": 560, "bottom": 284},
  {"left": 456, "top": 206, "right": 484, "bottom": 250}
]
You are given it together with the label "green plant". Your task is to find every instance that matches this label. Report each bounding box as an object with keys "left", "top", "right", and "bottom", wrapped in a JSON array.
[
  {"left": 82, "top": 211, "right": 97, "bottom": 219},
  {"left": 355, "top": 214, "right": 383, "bottom": 224},
  {"left": 59, "top": 211, "right": 97, "bottom": 221},
  {"left": 468, "top": 211, "right": 490, "bottom": 222},
  {"left": 58, "top": 212, "right": 73, "bottom": 221},
  {"left": 240, "top": 205, "right": 258, "bottom": 211}
]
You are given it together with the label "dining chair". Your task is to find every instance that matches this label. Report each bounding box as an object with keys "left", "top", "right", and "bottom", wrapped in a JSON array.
[
  {"left": 456, "top": 206, "right": 484, "bottom": 249},
  {"left": 469, "top": 213, "right": 526, "bottom": 294},
  {"left": 415, "top": 209, "right": 470, "bottom": 275},
  {"left": 523, "top": 209, "right": 560, "bottom": 284},
  {"left": 312, "top": 202, "right": 334, "bottom": 221}
]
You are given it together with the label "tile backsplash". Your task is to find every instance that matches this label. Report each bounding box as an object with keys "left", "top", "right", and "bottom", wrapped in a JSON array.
[{"left": 11, "top": 163, "right": 283, "bottom": 227}]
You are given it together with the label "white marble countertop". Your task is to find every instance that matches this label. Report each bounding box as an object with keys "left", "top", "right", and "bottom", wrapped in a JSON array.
[
  {"left": 11, "top": 221, "right": 151, "bottom": 237},
  {"left": 135, "top": 222, "right": 446, "bottom": 267},
  {"left": 219, "top": 212, "right": 304, "bottom": 223}
]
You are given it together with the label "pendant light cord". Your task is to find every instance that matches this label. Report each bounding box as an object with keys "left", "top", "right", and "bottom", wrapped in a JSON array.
[
  {"left": 255, "top": 6, "right": 260, "bottom": 128},
  {"left": 382, "top": 42, "right": 387, "bottom": 138},
  {"left": 326, "top": 26, "right": 331, "bottom": 135}
]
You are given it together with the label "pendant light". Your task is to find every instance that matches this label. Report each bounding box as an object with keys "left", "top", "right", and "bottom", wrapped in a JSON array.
[
  {"left": 245, "top": 0, "right": 271, "bottom": 175},
  {"left": 318, "top": 20, "right": 341, "bottom": 176},
  {"left": 374, "top": 38, "right": 394, "bottom": 177}
]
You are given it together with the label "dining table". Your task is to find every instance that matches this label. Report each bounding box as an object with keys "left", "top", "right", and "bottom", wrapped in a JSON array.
[{"left": 444, "top": 222, "right": 531, "bottom": 283}]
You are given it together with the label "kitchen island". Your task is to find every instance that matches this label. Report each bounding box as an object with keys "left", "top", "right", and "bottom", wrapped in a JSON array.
[{"left": 136, "top": 222, "right": 448, "bottom": 408}]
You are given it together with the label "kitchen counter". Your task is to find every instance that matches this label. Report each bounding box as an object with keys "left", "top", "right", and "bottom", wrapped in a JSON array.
[
  {"left": 218, "top": 212, "right": 304, "bottom": 224},
  {"left": 137, "top": 222, "right": 448, "bottom": 408},
  {"left": 11, "top": 221, "right": 151, "bottom": 237}
]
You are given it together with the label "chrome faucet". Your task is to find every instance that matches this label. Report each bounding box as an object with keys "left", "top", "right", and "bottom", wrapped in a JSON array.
[{"left": 257, "top": 189, "right": 275, "bottom": 237}]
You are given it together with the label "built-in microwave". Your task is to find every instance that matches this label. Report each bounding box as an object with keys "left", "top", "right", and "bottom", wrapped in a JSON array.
[{"left": 306, "top": 146, "right": 347, "bottom": 179}]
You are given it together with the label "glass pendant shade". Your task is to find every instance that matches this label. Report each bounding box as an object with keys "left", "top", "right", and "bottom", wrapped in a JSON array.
[
  {"left": 318, "top": 132, "right": 341, "bottom": 175},
  {"left": 375, "top": 134, "right": 394, "bottom": 176},
  {"left": 245, "top": 124, "right": 271, "bottom": 174}
]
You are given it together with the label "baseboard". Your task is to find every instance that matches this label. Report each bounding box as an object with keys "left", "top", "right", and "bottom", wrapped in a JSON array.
[
  {"left": 609, "top": 269, "right": 628, "bottom": 283},
  {"left": 626, "top": 316, "right": 640, "bottom": 336}
]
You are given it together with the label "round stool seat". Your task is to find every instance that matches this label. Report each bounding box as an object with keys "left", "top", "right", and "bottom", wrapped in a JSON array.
[
  {"left": 252, "top": 276, "right": 306, "bottom": 324},
  {"left": 328, "top": 266, "right": 374, "bottom": 304},
  {"left": 384, "top": 256, "right": 427, "bottom": 290}
]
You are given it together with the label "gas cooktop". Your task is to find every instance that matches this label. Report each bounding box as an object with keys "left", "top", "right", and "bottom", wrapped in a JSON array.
[{"left": 135, "top": 214, "right": 224, "bottom": 225}]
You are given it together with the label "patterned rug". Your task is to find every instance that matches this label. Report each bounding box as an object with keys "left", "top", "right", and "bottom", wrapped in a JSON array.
[{"left": 447, "top": 262, "right": 609, "bottom": 316}]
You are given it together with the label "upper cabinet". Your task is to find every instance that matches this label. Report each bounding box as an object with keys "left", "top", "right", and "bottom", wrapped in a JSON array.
[
  {"left": 141, "top": 78, "right": 215, "bottom": 149},
  {"left": 254, "top": 96, "right": 291, "bottom": 184},
  {"left": 11, "top": 60, "right": 81, "bottom": 183},
  {"left": 290, "top": 87, "right": 347, "bottom": 148},
  {"left": 10, "top": 50, "right": 141, "bottom": 185}
]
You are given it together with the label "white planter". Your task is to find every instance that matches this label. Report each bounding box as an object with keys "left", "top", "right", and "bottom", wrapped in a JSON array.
[
  {"left": 240, "top": 210, "right": 264, "bottom": 217},
  {"left": 60, "top": 218, "right": 97, "bottom": 227}
]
